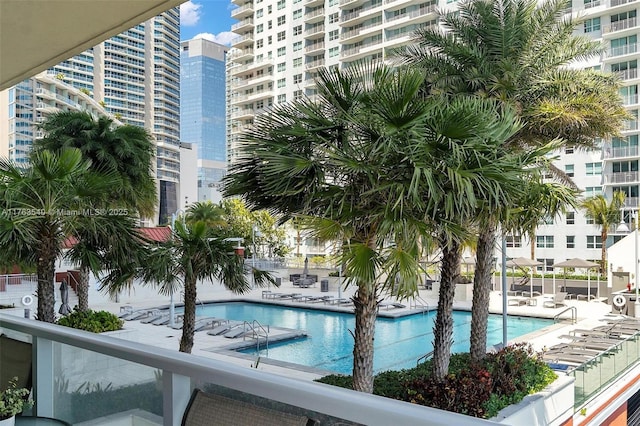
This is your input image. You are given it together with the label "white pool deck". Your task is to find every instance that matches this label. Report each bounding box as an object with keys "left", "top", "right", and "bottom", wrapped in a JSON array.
[{"left": 2, "top": 278, "right": 624, "bottom": 381}]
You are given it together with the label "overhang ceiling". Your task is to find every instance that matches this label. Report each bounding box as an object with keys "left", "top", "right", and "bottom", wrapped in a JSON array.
[{"left": 0, "top": 0, "right": 185, "bottom": 91}]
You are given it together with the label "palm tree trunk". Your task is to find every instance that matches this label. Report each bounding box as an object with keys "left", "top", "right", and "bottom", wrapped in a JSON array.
[
  {"left": 432, "top": 237, "right": 462, "bottom": 382},
  {"left": 77, "top": 266, "right": 90, "bottom": 311},
  {"left": 351, "top": 283, "right": 378, "bottom": 393},
  {"left": 529, "top": 229, "right": 535, "bottom": 260},
  {"left": 601, "top": 230, "right": 608, "bottom": 275},
  {"left": 180, "top": 273, "right": 197, "bottom": 353},
  {"left": 36, "top": 233, "right": 57, "bottom": 323},
  {"left": 470, "top": 222, "right": 497, "bottom": 364}
]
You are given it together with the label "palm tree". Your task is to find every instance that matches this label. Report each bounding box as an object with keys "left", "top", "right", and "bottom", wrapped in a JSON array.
[
  {"left": 101, "top": 202, "right": 271, "bottom": 353},
  {"left": 32, "top": 111, "right": 157, "bottom": 311},
  {"left": 35, "top": 111, "right": 157, "bottom": 218},
  {"left": 581, "top": 191, "right": 626, "bottom": 274},
  {"left": 401, "top": 0, "right": 627, "bottom": 364},
  {"left": 225, "top": 63, "right": 529, "bottom": 387},
  {"left": 0, "top": 148, "right": 141, "bottom": 322}
]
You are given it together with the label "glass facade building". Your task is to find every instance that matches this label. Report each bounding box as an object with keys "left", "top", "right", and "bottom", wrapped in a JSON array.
[{"left": 181, "top": 38, "right": 228, "bottom": 202}]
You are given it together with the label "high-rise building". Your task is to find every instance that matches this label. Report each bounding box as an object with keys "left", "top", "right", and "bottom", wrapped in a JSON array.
[
  {"left": 225, "top": 0, "right": 633, "bottom": 268},
  {"left": 181, "top": 38, "right": 229, "bottom": 204},
  {"left": 0, "top": 8, "right": 181, "bottom": 225}
]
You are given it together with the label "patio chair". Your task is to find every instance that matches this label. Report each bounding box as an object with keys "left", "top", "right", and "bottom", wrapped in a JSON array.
[
  {"left": 543, "top": 292, "right": 568, "bottom": 308},
  {"left": 181, "top": 389, "right": 314, "bottom": 426}
]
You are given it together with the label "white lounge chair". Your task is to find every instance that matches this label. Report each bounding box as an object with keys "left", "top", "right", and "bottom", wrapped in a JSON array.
[{"left": 543, "top": 292, "right": 568, "bottom": 308}]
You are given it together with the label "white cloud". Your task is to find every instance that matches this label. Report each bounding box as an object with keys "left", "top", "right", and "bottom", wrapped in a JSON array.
[
  {"left": 180, "top": 1, "right": 202, "bottom": 26},
  {"left": 194, "top": 32, "right": 237, "bottom": 46}
]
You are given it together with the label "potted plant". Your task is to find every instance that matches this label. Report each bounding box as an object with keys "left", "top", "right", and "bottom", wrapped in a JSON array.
[{"left": 0, "top": 377, "right": 33, "bottom": 426}]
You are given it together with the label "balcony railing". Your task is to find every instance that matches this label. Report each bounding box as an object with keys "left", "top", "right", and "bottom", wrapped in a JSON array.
[
  {"left": 603, "top": 17, "right": 638, "bottom": 34},
  {"left": 607, "top": 42, "right": 638, "bottom": 57},
  {"left": 603, "top": 171, "right": 640, "bottom": 184},
  {"left": 572, "top": 333, "right": 640, "bottom": 407},
  {"left": 602, "top": 145, "right": 639, "bottom": 159},
  {"left": 0, "top": 315, "right": 498, "bottom": 426}
]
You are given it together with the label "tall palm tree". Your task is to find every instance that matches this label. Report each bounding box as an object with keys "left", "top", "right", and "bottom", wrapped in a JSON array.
[
  {"left": 35, "top": 111, "right": 157, "bottom": 218},
  {"left": 100, "top": 202, "right": 271, "bottom": 353},
  {"left": 0, "top": 149, "right": 141, "bottom": 322},
  {"left": 401, "top": 0, "right": 627, "bottom": 364},
  {"left": 225, "top": 63, "right": 528, "bottom": 387},
  {"left": 581, "top": 191, "right": 626, "bottom": 274},
  {"left": 34, "top": 111, "right": 157, "bottom": 311}
]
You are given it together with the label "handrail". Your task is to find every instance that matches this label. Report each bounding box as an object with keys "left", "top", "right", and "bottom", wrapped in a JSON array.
[
  {"left": 411, "top": 295, "right": 430, "bottom": 313},
  {"left": 249, "top": 319, "right": 270, "bottom": 353},
  {"left": 553, "top": 306, "right": 577, "bottom": 324},
  {"left": 417, "top": 350, "right": 434, "bottom": 366}
]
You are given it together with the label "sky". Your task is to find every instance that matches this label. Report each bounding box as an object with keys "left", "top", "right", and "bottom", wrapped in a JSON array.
[{"left": 180, "top": 0, "right": 238, "bottom": 45}]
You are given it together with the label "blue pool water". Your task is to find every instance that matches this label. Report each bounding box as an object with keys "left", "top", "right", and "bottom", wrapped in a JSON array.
[{"left": 192, "top": 302, "right": 551, "bottom": 374}]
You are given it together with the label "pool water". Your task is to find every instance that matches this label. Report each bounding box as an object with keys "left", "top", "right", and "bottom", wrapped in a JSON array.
[{"left": 192, "top": 302, "right": 551, "bottom": 374}]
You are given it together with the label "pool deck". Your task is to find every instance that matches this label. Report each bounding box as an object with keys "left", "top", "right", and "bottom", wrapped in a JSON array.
[{"left": 2, "top": 279, "right": 623, "bottom": 381}]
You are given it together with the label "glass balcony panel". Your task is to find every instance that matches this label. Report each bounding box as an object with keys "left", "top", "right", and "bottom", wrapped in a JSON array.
[{"left": 52, "top": 342, "right": 163, "bottom": 425}]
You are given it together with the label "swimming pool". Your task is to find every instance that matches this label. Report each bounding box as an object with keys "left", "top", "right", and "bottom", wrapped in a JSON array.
[{"left": 192, "top": 302, "right": 552, "bottom": 375}]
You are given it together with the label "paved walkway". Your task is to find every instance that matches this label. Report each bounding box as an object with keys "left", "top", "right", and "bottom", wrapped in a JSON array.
[{"left": 2, "top": 278, "right": 624, "bottom": 381}]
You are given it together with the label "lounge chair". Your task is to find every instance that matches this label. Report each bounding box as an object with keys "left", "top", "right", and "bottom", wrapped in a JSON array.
[
  {"left": 121, "top": 309, "right": 154, "bottom": 321},
  {"left": 326, "top": 298, "right": 350, "bottom": 305},
  {"left": 224, "top": 324, "right": 254, "bottom": 338},
  {"left": 193, "top": 317, "right": 225, "bottom": 332},
  {"left": 306, "top": 295, "right": 333, "bottom": 303},
  {"left": 508, "top": 297, "right": 527, "bottom": 306},
  {"left": 543, "top": 292, "right": 568, "bottom": 308},
  {"left": 181, "top": 388, "right": 313, "bottom": 426},
  {"left": 207, "top": 321, "right": 241, "bottom": 336},
  {"left": 140, "top": 309, "right": 165, "bottom": 324}
]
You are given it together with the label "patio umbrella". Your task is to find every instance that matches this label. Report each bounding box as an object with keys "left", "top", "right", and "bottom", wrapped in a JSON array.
[
  {"left": 58, "top": 279, "right": 72, "bottom": 315},
  {"left": 302, "top": 256, "right": 309, "bottom": 278},
  {"left": 552, "top": 258, "right": 599, "bottom": 299},
  {"left": 505, "top": 257, "right": 543, "bottom": 296}
]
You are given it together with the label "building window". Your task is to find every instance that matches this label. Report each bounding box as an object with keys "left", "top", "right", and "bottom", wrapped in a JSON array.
[
  {"left": 537, "top": 258, "right": 554, "bottom": 272},
  {"left": 294, "top": 89, "right": 303, "bottom": 99},
  {"left": 329, "top": 29, "right": 339, "bottom": 41},
  {"left": 277, "top": 47, "right": 286, "bottom": 56},
  {"left": 256, "top": 39, "right": 264, "bottom": 48},
  {"left": 566, "top": 146, "right": 574, "bottom": 155},
  {"left": 293, "top": 41, "right": 302, "bottom": 51},
  {"left": 587, "top": 235, "right": 602, "bottom": 249},
  {"left": 584, "top": 186, "right": 602, "bottom": 197},
  {"left": 536, "top": 235, "right": 554, "bottom": 248},
  {"left": 268, "top": 5, "right": 272, "bottom": 13},
  {"left": 329, "top": 0, "right": 339, "bottom": 4},
  {"left": 268, "top": 20, "right": 273, "bottom": 29},
  {"left": 256, "top": 9, "right": 263, "bottom": 17},
  {"left": 277, "top": 15, "right": 286, "bottom": 25},
  {"left": 293, "top": 74, "right": 302, "bottom": 84},
  {"left": 293, "top": 57, "right": 302, "bottom": 67},
  {"left": 277, "top": 78, "right": 286, "bottom": 88},
  {"left": 293, "top": 25, "right": 302, "bottom": 36},
  {"left": 586, "top": 162, "right": 602, "bottom": 176},
  {"left": 277, "top": 0, "right": 285, "bottom": 9},
  {"left": 277, "top": 62, "right": 286, "bottom": 72},
  {"left": 255, "top": 100, "right": 264, "bottom": 110},
  {"left": 256, "top": 24, "right": 264, "bottom": 33},
  {"left": 277, "top": 94, "right": 286, "bottom": 103},
  {"left": 293, "top": 9, "right": 302, "bottom": 19},
  {"left": 268, "top": 36, "right": 272, "bottom": 44},
  {"left": 566, "top": 211, "right": 575, "bottom": 225},
  {"left": 329, "top": 12, "right": 339, "bottom": 23},
  {"left": 329, "top": 46, "right": 340, "bottom": 57},
  {"left": 584, "top": 17, "right": 601, "bottom": 33},
  {"left": 565, "top": 164, "right": 574, "bottom": 177},
  {"left": 566, "top": 236, "right": 575, "bottom": 248},
  {"left": 586, "top": 217, "right": 595, "bottom": 225},
  {"left": 277, "top": 31, "right": 286, "bottom": 41},
  {"left": 506, "top": 235, "right": 521, "bottom": 248}
]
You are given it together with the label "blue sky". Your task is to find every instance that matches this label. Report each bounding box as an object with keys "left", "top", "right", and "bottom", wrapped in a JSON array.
[{"left": 180, "top": 0, "right": 238, "bottom": 45}]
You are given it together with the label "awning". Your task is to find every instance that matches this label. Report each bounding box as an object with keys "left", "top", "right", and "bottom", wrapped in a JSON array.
[{"left": 0, "top": 0, "right": 185, "bottom": 90}]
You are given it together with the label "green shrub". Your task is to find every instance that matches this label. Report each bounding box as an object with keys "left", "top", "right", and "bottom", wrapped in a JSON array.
[
  {"left": 56, "top": 308, "right": 123, "bottom": 333},
  {"left": 315, "top": 345, "right": 556, "bottom": 419}
]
